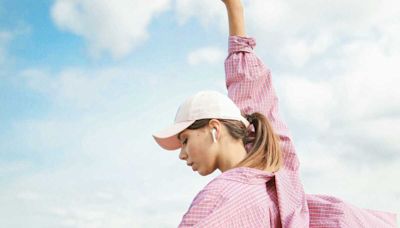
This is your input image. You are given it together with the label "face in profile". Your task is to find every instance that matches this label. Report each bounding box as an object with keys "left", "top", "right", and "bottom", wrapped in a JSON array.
[{"left": 178, "top": 127, "right": 219, "bottom": 176}]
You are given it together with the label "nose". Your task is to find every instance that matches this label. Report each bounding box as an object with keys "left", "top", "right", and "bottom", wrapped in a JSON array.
[{"left": 179, "top": 149, "right": 187, "bottom": 160}]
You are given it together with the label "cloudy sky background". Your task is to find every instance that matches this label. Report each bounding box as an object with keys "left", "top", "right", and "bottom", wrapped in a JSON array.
[{"left": 1, "top": 0, "right": 399, "bottom": 227}]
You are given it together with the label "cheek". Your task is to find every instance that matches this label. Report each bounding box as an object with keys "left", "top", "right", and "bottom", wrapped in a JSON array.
[
  {"left": 187, "top": 139, "right": 207, "bottom": 160},
  {"left": 185, "top": 142, "right": 198, "bottom": 159},
  {"left": 188, "top": 133, "right": 213, "bottom": 158}
]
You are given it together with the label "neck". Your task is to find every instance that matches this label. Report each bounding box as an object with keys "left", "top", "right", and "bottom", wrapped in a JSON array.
[{"left": 217, "top": 140, "right": 247, "bottom": 172}]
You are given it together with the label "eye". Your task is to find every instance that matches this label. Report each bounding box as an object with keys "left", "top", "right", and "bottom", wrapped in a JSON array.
[{"left": 182, "top": 138, "right": 188, "bottom": 145}]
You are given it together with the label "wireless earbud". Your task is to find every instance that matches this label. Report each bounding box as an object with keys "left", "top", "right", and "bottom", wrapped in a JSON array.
[{"left": 211, "top": 128, "right": 217, "bottom": 143}]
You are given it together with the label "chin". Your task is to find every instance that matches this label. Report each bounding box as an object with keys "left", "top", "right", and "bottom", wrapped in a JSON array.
[
  {"left": 198, "top": 171, "right": 208, "bottom": 176},
  {"left": 198, "top": 168, "right": 214, "bottom": 176}
]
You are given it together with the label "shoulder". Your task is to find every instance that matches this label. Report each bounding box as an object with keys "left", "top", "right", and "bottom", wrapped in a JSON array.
[
  {"left": 198, "top": 175, "right": 230, "bottom": 196},
  {"left": 193, "top": 170, "right": 242, "bottom": 201}
]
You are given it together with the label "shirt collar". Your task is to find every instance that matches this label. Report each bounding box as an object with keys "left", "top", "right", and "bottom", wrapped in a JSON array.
[{"left": 218, "top": 167, "right": 275, "bottom": 184}]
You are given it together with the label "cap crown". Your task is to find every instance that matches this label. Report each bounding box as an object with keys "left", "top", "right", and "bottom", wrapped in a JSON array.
[{"left": 174, "top": 91, "right": 246, "bottom": 124}]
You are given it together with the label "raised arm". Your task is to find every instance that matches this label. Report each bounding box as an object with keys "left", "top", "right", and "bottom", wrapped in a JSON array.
[
  {"left": 223, "top": 0, "right": 299, "bottom": 171},
  {"left": 223, "top": 0, "right": 246, "bottom": 36}
]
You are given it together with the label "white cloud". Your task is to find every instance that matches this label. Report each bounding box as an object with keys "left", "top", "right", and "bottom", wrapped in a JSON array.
[
  {"left": 175, "top": 0, "right": 226, "bottom": 29},
  {"left": 279, "top": 35, "right": 400, "bottom": 146},
  {"left": 282, "top": 34, "right": 333, "bottom": 67},
  {"left": 0, "top": 161, "right": 32, "bottom": 176},
  {"left": 51, "top": 0, "right": 171, "bottom": 58},
  {"left": 245, "top": 0, "right": 385, "bottom": 67},
  {"left": 276, "top": 36, "right": 400, "bottom": 215},
  {"left": 278, "top": 77, "right": 336, "bottom": 132},
  {"left": 298, "top": 139, "right": 400, "bottom": 214},
  {"left": 176, "top": 0, "right": 400, "bottom": 68},
  {"left": 21, "top": 67, "right": 155, "bottom": 111},
  {"left": 187, "top": 47, "right": 225, "bottom": 66}
]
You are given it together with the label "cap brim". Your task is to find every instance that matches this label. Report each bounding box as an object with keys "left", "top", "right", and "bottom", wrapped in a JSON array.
[{"left": 152, "top": 120, "right": 195, "bottom": 151}]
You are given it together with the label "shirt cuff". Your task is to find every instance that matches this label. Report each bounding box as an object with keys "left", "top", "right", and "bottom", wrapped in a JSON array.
[{"left": 228, "top": 36, "right": 256, "bottom": 54}]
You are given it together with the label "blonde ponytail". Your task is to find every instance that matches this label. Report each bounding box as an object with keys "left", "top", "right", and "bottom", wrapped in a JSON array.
[{"left": 234, "top": 112, "right": 282, "bottom": 172}]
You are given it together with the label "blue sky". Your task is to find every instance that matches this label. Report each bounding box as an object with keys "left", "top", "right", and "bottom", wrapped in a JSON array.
[{"left": 1, "top": 0, "right": 399, "bottom": 227}]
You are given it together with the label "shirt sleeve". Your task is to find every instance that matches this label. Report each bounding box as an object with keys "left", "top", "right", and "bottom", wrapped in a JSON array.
[
  {"left": 225, "top": 36, "right": 299, "bottom": 171},
  {"left": 178, "top": 188, "right": 225, "bottom": 227},
  {"left": 306, "top": 194, "right": 398, "bottom": 227}
]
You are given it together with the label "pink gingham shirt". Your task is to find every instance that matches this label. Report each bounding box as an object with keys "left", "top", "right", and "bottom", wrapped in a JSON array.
[{"left": 178, "top": 36, "right": 397, "bottom": 227}]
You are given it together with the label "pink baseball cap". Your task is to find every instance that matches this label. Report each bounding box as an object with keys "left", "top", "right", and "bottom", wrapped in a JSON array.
[{"left": 152, "top": 90, "right": 250, "bottom": 150}]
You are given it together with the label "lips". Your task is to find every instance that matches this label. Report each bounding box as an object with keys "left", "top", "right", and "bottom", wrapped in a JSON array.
[{"left": 187, "top": 162, "right": 194, "bottom": 166}]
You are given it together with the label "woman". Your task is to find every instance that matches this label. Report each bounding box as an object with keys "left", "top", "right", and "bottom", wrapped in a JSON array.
[{"left": 152, "top": 0, "right": 397, "bottom": 227}]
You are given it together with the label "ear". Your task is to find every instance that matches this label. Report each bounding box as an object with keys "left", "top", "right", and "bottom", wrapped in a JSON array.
[{"left": 208, "top": 119, "right": 221, "bottom": 140}]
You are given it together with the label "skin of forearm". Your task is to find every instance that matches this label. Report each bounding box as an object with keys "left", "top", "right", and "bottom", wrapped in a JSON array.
[{"left": 224, "top": 0, "right": 246, "bottom": 36}]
